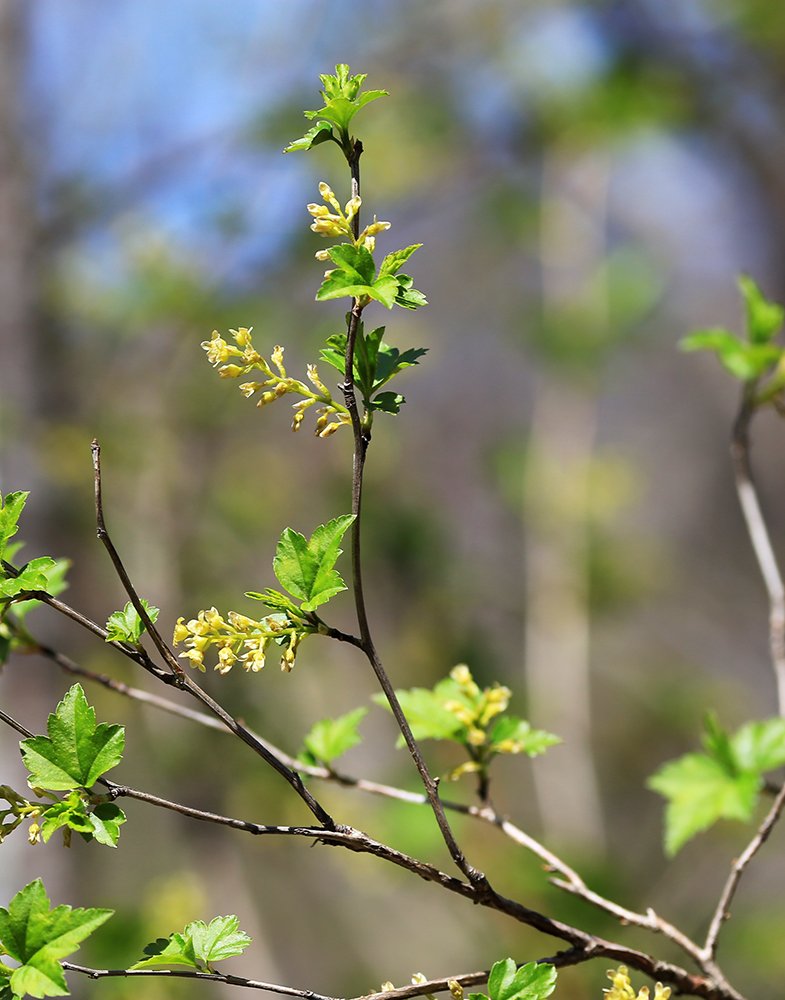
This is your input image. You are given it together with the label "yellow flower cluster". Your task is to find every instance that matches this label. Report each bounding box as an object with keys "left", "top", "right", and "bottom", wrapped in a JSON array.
[
  {"left": 307, "top": 181, "right": 390, "bottom": 255},
  {"left": 604, "top": 967, "right": 671, "bottom": 1000},
  {"left": 201, "top": 327, "right": 351, "bottom": 437},
  {"left": 173, "top": 607, "right": 302, "bottom": 674},
  {"left": 445, "top": 664, "right": 512, "bottom": 748}
]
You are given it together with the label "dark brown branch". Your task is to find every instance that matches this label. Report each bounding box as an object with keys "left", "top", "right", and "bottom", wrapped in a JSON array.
[
  {"left": 731, "top": 391, "right": 785, "bottom": 714},
  {"left": 100, "top": 781, "right": 742, "bottom": 999}
]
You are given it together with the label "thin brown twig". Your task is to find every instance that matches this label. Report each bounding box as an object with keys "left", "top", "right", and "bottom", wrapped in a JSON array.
[
  {"left": 703, "top": 778, "right": 785, "bottom": 960},
  {"left": 61, "top": 963, "right": 336, "bottom": 1000},
  {"left": 26, "top": 646, "right": 714, "bottom": 974},
  {"left": 0, "top": 692, "right": 742, "bottom": 1000},
  {"left": 92, "top": 440, "right": 184, "bottom": 677},
  {"left": 88, "top": 439, "right": 337, "bottom": 829},
  {"left": 731, "top": 390, "right": 785, "bottom": 715},
  {"left": 98, "top": 778, "right": 741, "bottom": 999}
]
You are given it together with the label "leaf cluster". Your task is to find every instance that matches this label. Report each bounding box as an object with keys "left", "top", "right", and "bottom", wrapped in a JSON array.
[
  {"left": 680, "top": 275, "right": 785, "bottom": 402},
  {"left": 19, "top": 685, "right": 126, "bottom": 848},
  {"left": 320, "top": 319, "right": 428, "bottom": 416},
  {"left": 104, "top": 601, "right": 159, "bottom": 645},
  {"left": 0, "top": 493, "right": 57, "bottom": 622},
  {"left": 284, "top": 64, "right": 388, "bottom": 155},
  {"left": 647, "top": 713, "right": 785, "bottom": 855},
  {"left": 133, "top": 916, "right": 251, "bottom": 974},
  {"left": 315, "top": 243, "right": 427, "bottom": 312},
  {"left": 0, "top": 880, "right": 112, "bottom": 998}
]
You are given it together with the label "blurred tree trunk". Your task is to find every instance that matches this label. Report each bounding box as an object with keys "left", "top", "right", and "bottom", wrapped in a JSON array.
[{"left": 0, "top": 0, "right": 38, "bottom": 494}]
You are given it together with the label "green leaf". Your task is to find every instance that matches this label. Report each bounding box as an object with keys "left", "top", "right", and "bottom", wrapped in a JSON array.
[
  {"left": 372, "top": 688, "right": 464, "bottom": 744},
  {"left": 283, "top": 121, "right": 336, "bottom": 154},
  {"left": 378, "top": 245, "right": 422, "bottom": 280},
  {"left": 0, "top": 493, "right": 28, "bottom": 563},
  {"left": 680, "top": 328, "right": 782, "bottom": 381},
  {"left": 647, "top": 752, "right": 760, "bottom": 856},
  {"left": 372, "top": 345, "right": 428, "bottom": 392},
  {"left": 1, "top": 558, "right": 57, "bottom": 601},
  {"left": 393, "top": 274, "right": 428, "bottom": 310},
  {"left": 85, "top": 803, "right": 126, "bottom": 848},
  {"left": 739, "top": 274, "right": 784, "bottom": 344},
  {"left": 20, "top": 685, "right": 124, "bottom": 791},
  {"left": 104, "top": 600, "right": 160, "bottom": 644},
  {"left": 473, "top": 959, "right": 557, "bottom": 1000},
  {"left": 133, "top": 916, "right": 251, "bottom": 972},
  {"left": 0, "top": 879, "right": 112, "bottom": 998},
  {"left": 368, "top": 392, "right": 405, "bottom": 414},
  {"left": 245, "top": 589, "right": 301, "bottom": 618},
  {"left": 488, "top": 717, "right": 562, "bottom": 757},
  {"left": 303, "top": 708, "right": 367, "bottom": 765},
  {"left": 273, "top": 515, "right": 355, "bottom": 613},
  {"left": 295, "top": 65, "right": 388, "bottom": 142},
  {"left": 11, "top": 559, "right": 71, "bottom": 625},
  {"left": 732, "top": 718, "right": 785, "bottom": 773}
]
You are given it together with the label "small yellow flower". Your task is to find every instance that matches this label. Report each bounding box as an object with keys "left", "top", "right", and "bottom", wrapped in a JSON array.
[
  {"left": 271, "top": 345, "right": 286, "bottom": 375},
  {"left": 202, "top": 331, "right": 231, "bottom": 366},
  {"left": 239, "top": 382, "right": 263, "bottom": 397},
  {"left": 172, "top": 618, "right": 189, "bottom": 645},
  {"left": 180, "top": 648, "right": 206, "bottom": 671},
  {"left": 217, "top": 645, "right": 237, "bottom": 674},
  {"left": 218, "top": 364, "right": 244, "bottom": 379},
  {"left": 232, "top": 326, "right": 252, "bottom": 348}
]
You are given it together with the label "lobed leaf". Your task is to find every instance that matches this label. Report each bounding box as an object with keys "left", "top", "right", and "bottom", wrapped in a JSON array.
[
  {"left": 21, "top": 685, "right": 124, "bottom": 792},
  {"left": 647, "top": 752, "right": 760, "bottom": 856},
  {"left": 273, "top": 515, "right": 355, "bottom": 612},
  {"left": 0, "top": 493, "right": 28, "bottom": 563},
  {"left": 133, "top": 916, "right": 251, "bottom": 972},
  {"left": 470, "top": 959, "right": 557, "bottom": 1000},
  {"left": 104, "top": 600, "right": 160, "bottom": 644},
  {"left": 0, "top": 880, "right": 112, "bottom": 998}
]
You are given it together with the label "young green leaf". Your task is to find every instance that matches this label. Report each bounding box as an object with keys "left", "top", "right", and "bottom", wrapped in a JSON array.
[
  {"left": 680, "top": 328, "right": 782, "bottom": 381},
  {"left": 10, "top": 559, "right": 71, "bottom": 625},
  {"left": 0, "top": 492, "right": 28, "bottom": 562},
  {"left": 368, "top": 392, "right": 405, "bottom": 414},
  {"left": 1, "top": 558, "right": 57, "bottom": 602},
  {"left": 378, "top": 245, "right": 422, "bottom": 280},
  {"left": 647, "top": 753, "right": 760, "bottom": 857},
  {"left": 393, "top": 274, "right": 427, "bottom": 310},
  {"left": 283, "top": 121, "right": 336, "bottom": 154},
  {"left": 104, "top": 600, "right": 160, "bottom": 644},
  {"left": 21, "top": 685, "right": 124, "bottom": 792},
  {"left": 302, "top": 707, "right": 367, "bottom": 765},
  {"left": 648, "top": 713, "right": 785, "bottom": 855},
  {"left": 372, "top": 688, "right": 464, "bottom": 744},
  {"left": 487, "top": 717, "right": 562, "bottom": 758},
  {"left": 133, "top": 916, "right": 251, "bottom": 972},
  {"left": 0, "top": 879, "right": 112, "bottom": 998},
  {"left": 739, "top": 273, "right": 784, "bottom": 344},
  {"left": 273, "top": 515, "right": 355, "bottom": 612},
  {"left": 731, "top": 717, "right": 785, "bottom": 773},
  {"left": 469, "top": 959, "right": 557, "bottom": 1000}
]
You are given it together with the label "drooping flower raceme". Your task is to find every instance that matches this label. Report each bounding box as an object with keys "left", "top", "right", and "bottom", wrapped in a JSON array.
[
  {"left": 173, "top": 607, "right": 305, "bottom": 674},
  {"left": 200, "top": 326, "right": 351, "bottom": 437}
]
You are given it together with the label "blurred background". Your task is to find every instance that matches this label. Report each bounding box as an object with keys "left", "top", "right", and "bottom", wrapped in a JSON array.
[{"left": 2, "top": 0, "right": 785, "bottom": 997}]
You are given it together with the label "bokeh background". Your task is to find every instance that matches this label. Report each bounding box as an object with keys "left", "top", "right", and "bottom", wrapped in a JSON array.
[{"left": 2, "top": 1, "right": 785, "bottom": 997}]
